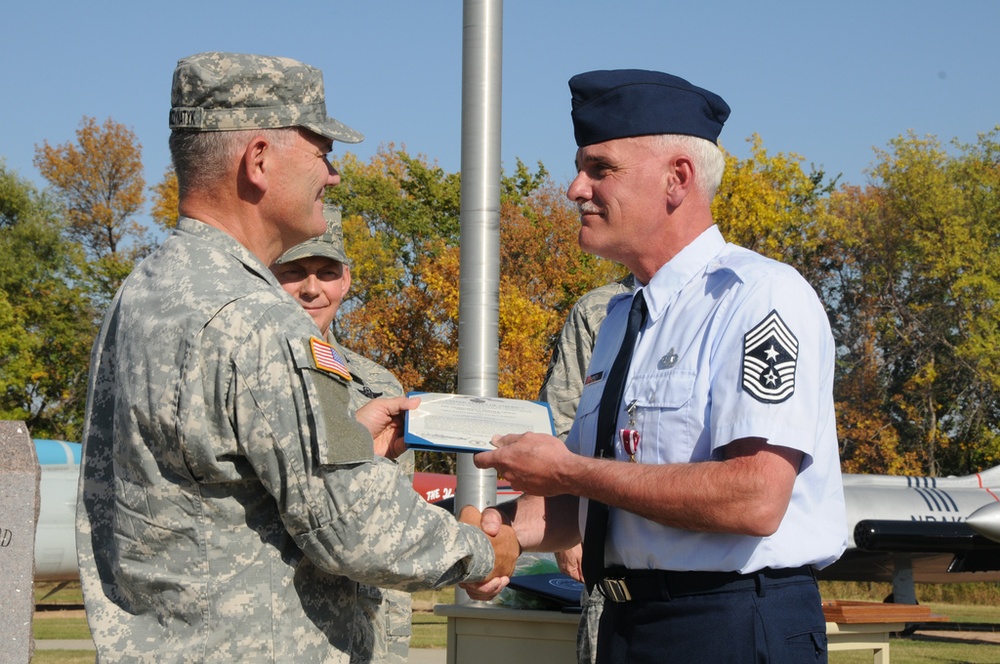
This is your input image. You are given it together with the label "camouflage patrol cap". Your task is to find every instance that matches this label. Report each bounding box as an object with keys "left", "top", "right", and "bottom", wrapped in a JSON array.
[
  {"left": 169, "top": 52, "right": 363, "bottom": 143},
  {"left": 275, "top": 205, "right": 349, "bottom": 265}
]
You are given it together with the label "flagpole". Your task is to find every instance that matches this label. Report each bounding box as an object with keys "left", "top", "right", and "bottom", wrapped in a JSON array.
[{"left": 455, "top": 0, "right": 503, "bottom": 603}]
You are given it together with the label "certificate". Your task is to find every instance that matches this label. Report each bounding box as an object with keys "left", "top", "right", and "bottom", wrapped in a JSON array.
[{"left": 404, "top": 392, "right": 555, "bottom": 454}]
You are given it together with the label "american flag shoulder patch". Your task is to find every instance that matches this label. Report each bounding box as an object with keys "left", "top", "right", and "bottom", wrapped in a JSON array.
[
  {"left": 741, "top": 310, "right": 798, "bottom": 404},
  {"left": 309, "top": 337, "right": 352, "bottom": 381}
]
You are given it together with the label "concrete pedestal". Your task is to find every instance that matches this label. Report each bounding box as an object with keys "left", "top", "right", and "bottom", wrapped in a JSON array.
[{"left": 0, "top": 422, "right": 40, "bottom": 662}]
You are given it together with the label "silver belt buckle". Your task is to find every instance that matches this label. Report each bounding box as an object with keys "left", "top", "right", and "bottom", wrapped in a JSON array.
[{"left": 599, "top": 577, "right": 632, "bottom": 603}]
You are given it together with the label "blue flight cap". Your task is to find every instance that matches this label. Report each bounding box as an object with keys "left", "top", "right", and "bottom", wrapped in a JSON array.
[{"left": 569, "top": 69, "right": 731, "bottom": 146}]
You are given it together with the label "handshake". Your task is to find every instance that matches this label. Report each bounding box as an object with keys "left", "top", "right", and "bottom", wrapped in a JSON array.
[{"left": 457, "top": 505, "right": 522, "bottom": 601}]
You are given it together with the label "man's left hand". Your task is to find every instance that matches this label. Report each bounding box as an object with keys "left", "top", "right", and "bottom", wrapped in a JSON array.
[
  {"left": 555, "top": 544, "right": 585, "bottom": 582},
  {"left": 355, "top": 395, "right": 420, "bottom": 459}
]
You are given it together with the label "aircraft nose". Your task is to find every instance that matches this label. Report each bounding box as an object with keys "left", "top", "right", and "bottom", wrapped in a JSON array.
[{"left": 966, "top": 502, "right": 1000, "bottom": 544}]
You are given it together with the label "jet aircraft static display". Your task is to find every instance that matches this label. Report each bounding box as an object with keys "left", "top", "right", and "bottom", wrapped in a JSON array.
[
  {"left": 32, "top": 439, "right": 1000, "bottom": 604},
  {"left": 818, "top": 468, "right": 1000, "bottom": 604}
]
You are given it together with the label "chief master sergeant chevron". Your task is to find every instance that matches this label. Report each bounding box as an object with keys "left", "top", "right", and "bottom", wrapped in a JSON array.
[
  {"left": 468, "top": 69, "right": 847, "bottom": 663},
  {"left": 75, "top": 51, "right": 518, "bottom": 663}
]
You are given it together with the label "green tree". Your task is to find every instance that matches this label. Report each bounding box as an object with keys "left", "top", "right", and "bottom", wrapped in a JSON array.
[
  {"left": 0, "top": 163, "right": 96, "bottom": 440},
  {"left": 829, "top": 129, "right": 1000, "bottom": 475},
  {"left": 0, "top": 159, "right": 37, "bottom": 228}
]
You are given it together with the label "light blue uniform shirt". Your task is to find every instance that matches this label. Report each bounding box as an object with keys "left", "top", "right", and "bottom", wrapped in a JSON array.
[{"left": 567, "top": 225, "right": 847, "bottom": 573}]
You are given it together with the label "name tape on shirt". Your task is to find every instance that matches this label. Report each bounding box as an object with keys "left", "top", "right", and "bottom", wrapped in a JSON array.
[
  {"left": 309, "top": 337, "right": 352, "bottom": 382},
  {"left": 741, "top": 310, "right": 798, "bottom": 404}
]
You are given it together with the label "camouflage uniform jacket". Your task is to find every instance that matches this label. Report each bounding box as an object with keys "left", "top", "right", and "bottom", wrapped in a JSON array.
[
  {"left": 76, "top": 217, "right": 493, "bottom": 663},
  {"left": 539, "top": 275, "right": 635, "bottom": 438},
  {"left": 334, "top": 340, "right": 413, "bottom": 664}
]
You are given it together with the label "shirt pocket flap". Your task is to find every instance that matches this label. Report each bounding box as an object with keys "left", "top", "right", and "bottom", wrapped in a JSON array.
[{"left": 629, "top": 369, "right": 696, "bottom": 410}]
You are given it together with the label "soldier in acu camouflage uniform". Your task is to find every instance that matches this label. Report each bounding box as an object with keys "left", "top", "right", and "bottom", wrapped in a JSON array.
[
  {"left": 538, "top": 274, "right": 632, "bottom": 664},
  {"left": 272, "top": 205, "right": 414, "bottom": 663},
  {"left": 271, "top": 205, "right": 406, "bottom": 414},
  {"left": 75, "top": 51, "right": 518, "bottom": 663}
]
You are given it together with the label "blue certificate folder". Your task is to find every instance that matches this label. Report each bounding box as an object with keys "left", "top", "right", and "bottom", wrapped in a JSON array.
[
  {"left": 404, "top": 391, "right": 556, "bottom": 454},
  {"left": 507, "top": 573, "right": 585, "bottom": 610}
]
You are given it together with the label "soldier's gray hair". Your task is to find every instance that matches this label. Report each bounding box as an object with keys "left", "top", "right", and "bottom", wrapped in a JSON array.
[
  {"left": 652, "top": 134, "right": 726, "bottom": 200},
  {"left": 170, "top": 128, "right": 298, "bottom": 197}
]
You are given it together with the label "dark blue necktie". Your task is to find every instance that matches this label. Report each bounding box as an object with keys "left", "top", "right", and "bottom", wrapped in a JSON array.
[{"left": 582, "top": 289, "right": 647, "bottom": 592}]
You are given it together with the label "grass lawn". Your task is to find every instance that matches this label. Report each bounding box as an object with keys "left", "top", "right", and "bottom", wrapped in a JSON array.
[
  {"left": 410, "top": 613, "right": 449, "bottom": 649},
  {"left": 831, "top": 639, "right": 1000, "bottom": 664},
  {"left": 30, "top": 653, "right": 97, "bottom": 664}
]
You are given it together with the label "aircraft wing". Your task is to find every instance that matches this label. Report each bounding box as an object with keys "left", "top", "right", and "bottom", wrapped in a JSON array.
[{"left": 818, "top": 518, "right": 1000, "bottom": 585}]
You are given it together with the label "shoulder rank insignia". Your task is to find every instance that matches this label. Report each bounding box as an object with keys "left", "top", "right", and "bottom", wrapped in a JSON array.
[
  {"left": 309, "top": 337, "right": 352, "bottom": 381},
  {"left": 741, "top": 310, "right": 798, "bottom": 404}
]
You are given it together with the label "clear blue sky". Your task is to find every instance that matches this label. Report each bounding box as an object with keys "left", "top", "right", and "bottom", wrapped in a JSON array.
[{"left": 3, "top": 1, "right": 999, "bottom": 213}]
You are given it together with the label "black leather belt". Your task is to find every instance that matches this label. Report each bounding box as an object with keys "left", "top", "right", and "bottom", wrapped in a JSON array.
[{"left": 597, "top": 566, "right": 814, "bottom": 603}]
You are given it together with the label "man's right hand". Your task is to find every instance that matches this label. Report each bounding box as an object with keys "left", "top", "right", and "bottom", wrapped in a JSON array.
[{"left": 457, "top": 505, "right": 521, "bottom": 601}]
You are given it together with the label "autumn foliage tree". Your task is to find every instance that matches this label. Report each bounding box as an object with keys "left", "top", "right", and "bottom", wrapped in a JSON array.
[
  {"left": 34, "top": 116, "right": 149, "bottom": 304},
  {"left": 497, "top": 166, "right": 622, "bottom": 397},
  {"left": 150, "top": 165, "right": 180, "bottom": 232},
  {"left": 710, "top": 136, "right": 917, "bottom": 473},
  {"left": 713, "top": 132, "right": 1000, "bottom": 476},
  {"left": 714, "top": 134, "right": 841, "bottom": 288},
  {"left": 327, "top": 146, "right": 620, "bottom": 471}
]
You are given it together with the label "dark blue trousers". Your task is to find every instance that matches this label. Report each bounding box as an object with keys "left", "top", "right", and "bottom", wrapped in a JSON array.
[{"left": 596, "top": 573, "right": 827, "bottom": 663}]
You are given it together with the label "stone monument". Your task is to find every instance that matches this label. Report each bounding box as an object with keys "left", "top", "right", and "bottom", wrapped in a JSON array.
[{"left": 0, "top": 421, "right": 40, "bottom": 662}]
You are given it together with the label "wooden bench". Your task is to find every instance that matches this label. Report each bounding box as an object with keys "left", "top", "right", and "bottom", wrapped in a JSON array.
[{"left": 822, "top": 601, "right": 947, "bottom": 664}]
